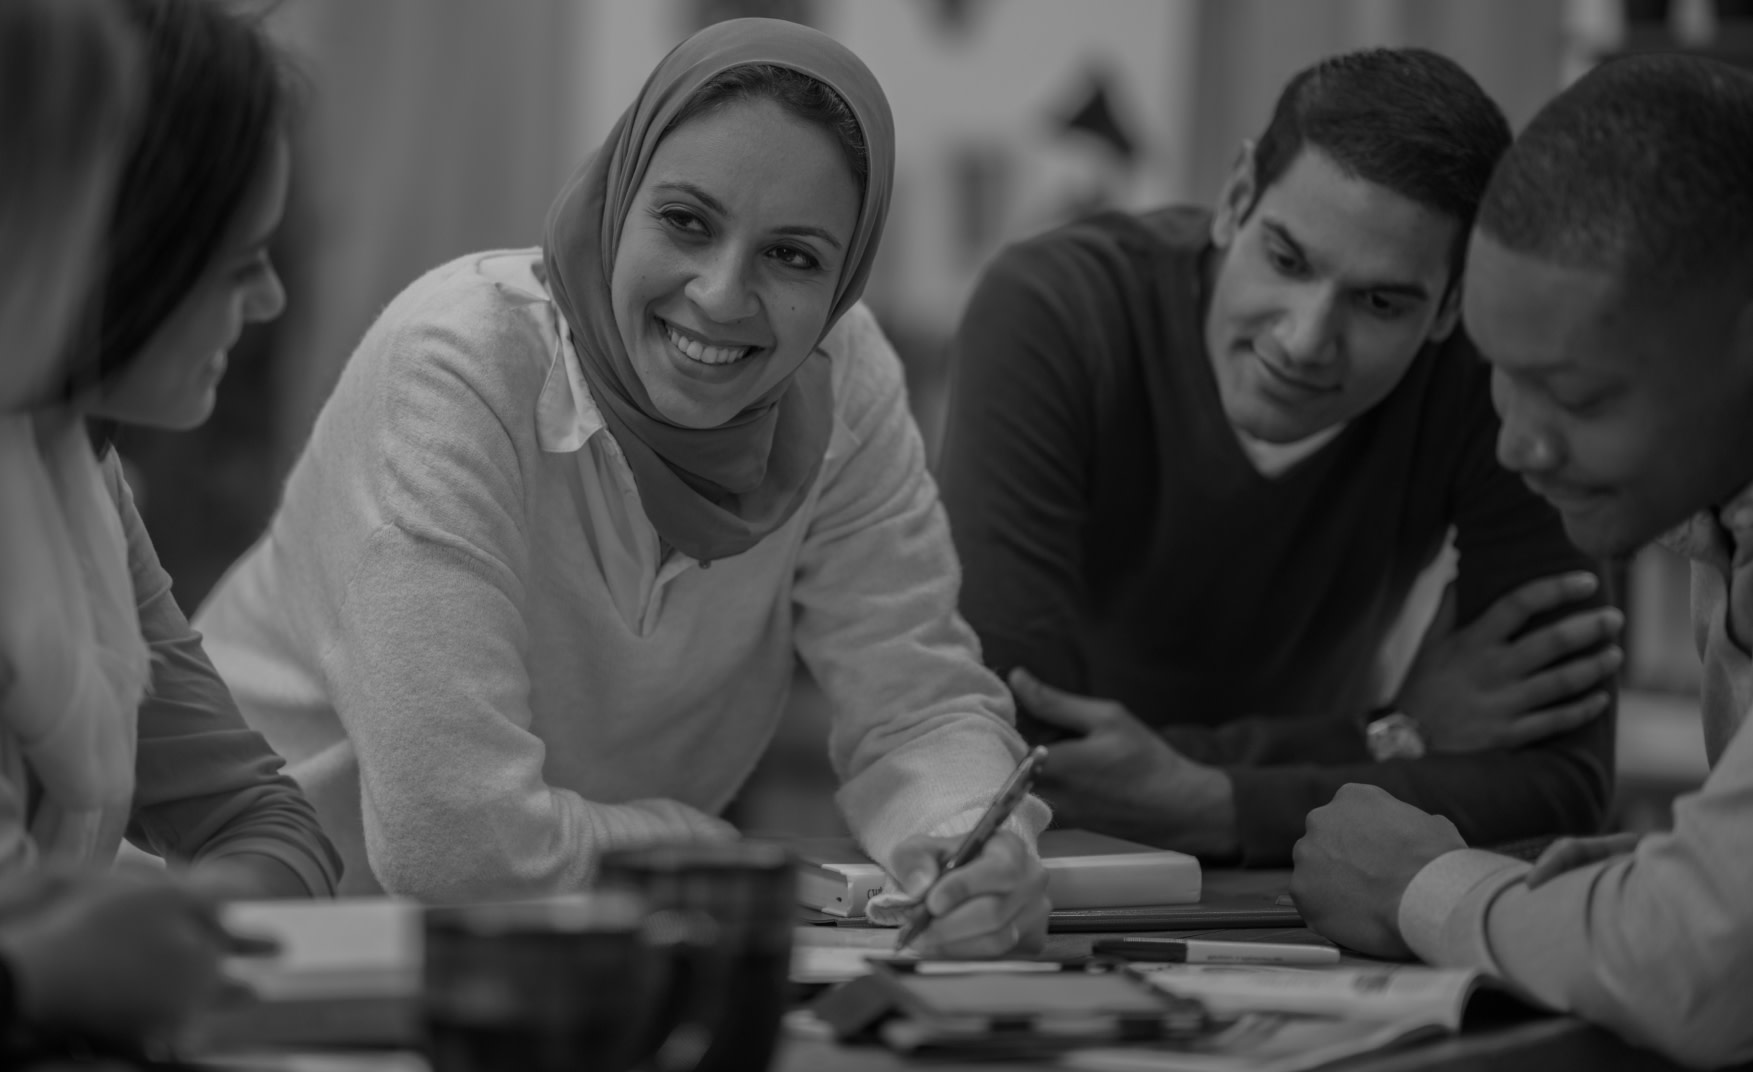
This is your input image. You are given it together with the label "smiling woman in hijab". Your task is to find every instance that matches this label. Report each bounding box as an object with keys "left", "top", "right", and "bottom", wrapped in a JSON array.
[{"left": 197, "top": 18, "right": 1051, "bottom": 956}]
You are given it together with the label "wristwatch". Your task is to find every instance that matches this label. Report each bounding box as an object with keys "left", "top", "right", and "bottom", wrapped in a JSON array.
[{"left": 1365, "top": 709, "right": 1427, "bottom": 761}]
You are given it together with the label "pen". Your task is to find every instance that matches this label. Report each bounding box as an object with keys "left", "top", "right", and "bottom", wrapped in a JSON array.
[
  {"left": 1094, "top": 937, "right": 1340, "bottom": 967},
  {"left": 894, "top": 745, "right": 1047, "bottom": 951}
]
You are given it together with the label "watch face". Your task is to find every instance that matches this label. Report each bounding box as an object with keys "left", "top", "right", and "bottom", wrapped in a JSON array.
[{"left": 1367, "top": 713, "right": 1426, "bottom": 762}]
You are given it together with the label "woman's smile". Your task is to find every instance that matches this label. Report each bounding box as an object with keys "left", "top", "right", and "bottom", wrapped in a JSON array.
[
  {"left": 651, "top": 314, "right": 770, "bottom": 388},
  {"left": 660, "top": 316, "right": 759, "bottom": 367}
]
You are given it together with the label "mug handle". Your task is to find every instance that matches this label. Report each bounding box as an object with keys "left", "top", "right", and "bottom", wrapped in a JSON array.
[{"left": 635, "top": 908, "right": 720, "bottom": 1072}]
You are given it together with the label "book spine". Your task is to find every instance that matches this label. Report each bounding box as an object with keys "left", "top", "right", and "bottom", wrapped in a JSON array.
[{"left": 797, "top": 868, "right": 889, "bottom": 918}]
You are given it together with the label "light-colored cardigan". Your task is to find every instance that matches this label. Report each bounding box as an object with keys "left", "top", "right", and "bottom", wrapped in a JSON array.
[{"left": 196, "top": 250, "right": 1046, "bottom": 900}]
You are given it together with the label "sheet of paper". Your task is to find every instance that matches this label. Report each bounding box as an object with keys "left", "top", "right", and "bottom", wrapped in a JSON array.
[
  {"left": 1137, "top": 963, "right": 1478, "bottom": 1027},
  {"left": 790, "top": 945, "right": 899, "bottom": 984}
]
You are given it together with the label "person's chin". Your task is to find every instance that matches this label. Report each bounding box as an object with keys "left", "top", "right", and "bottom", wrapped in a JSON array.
[
  {"left": 161, "top": 399, "right": 217, "bottom": 432},
  {"left": 1228, "top": 366, "right": 1340, "bottom": 441},
  {"left": 1233, "top": 395, "right": 1326, "bottom": 443},
  {"left": 645, "top": 379, "right": 747, "bottom": 429},
  {"left": 639, "top": 336, "right": 767, "bottom": 426},
  {"left": 1554, "top": 499, "right": 1646, "bottom": 560}
]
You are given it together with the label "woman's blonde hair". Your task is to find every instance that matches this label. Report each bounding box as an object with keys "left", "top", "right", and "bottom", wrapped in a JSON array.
[{"left": 0, "top": 0, "right": 138, "bottom": 412}]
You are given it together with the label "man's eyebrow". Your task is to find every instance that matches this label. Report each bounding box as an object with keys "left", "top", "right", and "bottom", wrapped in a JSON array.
[
  {"left": 1261, "top": 219, "right": 1307, "bottom": 263},
  {"left": 1365, "top": 279, "right": 1432, "bottom": 301},
  {"left": 652, "top": 181, "right": 844, "bottom": 251},
  {"left": 1263, "top": 218, "right": 1431, "bottom": 301}
]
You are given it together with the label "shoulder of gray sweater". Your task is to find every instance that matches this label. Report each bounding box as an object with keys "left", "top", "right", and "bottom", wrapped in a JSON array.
[
  {"left": 822, "top": 301, "right": 909, "bottom": 436},
  {"left": 344, "top": 249, "right": 555, "bottom": 443}
]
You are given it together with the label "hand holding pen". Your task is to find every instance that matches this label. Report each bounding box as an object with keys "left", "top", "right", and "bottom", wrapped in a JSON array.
[{"left": 889, "top": 746, "right": 1050, "bottom": 956}]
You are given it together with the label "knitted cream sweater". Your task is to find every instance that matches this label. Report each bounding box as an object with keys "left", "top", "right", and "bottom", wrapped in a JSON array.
[{"left": 197, "top": 250, "right": 1044, "bottom": 900}]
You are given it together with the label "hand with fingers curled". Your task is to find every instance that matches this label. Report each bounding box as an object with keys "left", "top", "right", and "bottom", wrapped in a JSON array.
[
  {"left": 885, "top": 829, "right": 1050, "bottom": 958},
  {"left": 1007, "top": 669, "right": 1238, "bottom": 857},
  {"left": 1524, "top": 831, "right": 1644, "bottom": 889},
  {"left": 0, "top": 868, "right": 276, "bottom": 1045},
  {"left": 1395, "top": 571, "right": 1622, "bottom": 753},
  {"left": 1290, "top": 783, "right": 1465, "bottom": 960}
]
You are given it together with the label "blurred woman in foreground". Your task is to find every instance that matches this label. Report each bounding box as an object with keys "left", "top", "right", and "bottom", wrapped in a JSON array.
[
  {"left": 0, "top": 0, "right": 279, "bottom": 1051},
  {"left": 0, "top": 0, "right": 342, "bottom": 899}
]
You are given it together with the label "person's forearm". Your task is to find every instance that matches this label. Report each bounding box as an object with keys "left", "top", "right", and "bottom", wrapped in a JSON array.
[
  {"left": 1228, "top": 744, "right": 1608, "bottom": 866},
  {"left": 195, "top": 853, "right": 312, "bottom": 900},
  {"left": 1066, "top": 763, "right": 1240, "bottom": 859},
  {"left": 1160, "top": 712, "right": 1370, "bottom": 767},
  {"left": 1403, "top": 842, "right": 1753, "bottom": 1069},
  {"left": 1162, "top": 765, "right": 1240, "bottom": 858}
]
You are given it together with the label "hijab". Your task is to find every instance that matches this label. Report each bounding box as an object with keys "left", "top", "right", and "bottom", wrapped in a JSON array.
[{"left": 542, "top": 17, "right": 895, "bottom": 564}]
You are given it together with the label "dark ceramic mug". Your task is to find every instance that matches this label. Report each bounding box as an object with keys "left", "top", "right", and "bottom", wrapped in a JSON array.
[
  {"left": 422, "top": 891, "right": 663, "bottom": 1072},
  {"left": 597, "top": 840, "right": 797, "bottom": 1072}
]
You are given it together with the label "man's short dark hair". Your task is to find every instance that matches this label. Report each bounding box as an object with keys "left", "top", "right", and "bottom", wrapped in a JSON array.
[
  {"left": 1252, "top": 48, "right": 1511, "bottom": 279},
  {"left": 1478, "top": 53, "right": 1753, "bottom": 301}
]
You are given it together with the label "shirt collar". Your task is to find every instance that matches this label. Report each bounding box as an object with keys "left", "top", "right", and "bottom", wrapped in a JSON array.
[
  {"left": 527, "top": 276, "right": 608, "bottom": 455},
  {"left": 1657, "top": 478, "right": 1753, "bottom": 571}
]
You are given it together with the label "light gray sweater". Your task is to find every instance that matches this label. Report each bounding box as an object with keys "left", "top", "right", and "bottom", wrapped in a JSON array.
[{"left": 196, "top": 250, "right": 1046, "bottom": 901}]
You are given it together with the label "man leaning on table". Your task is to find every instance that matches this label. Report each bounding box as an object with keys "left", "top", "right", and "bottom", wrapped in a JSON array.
[
  {"left": 939, "top": 47, "right": 1623, "bottom": 866},
  {"left": 1292, "top": 55, "right": 1753, "bottom": 1070}
]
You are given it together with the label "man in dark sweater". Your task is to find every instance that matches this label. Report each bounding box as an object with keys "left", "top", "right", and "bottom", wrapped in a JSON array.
[{"left": 939, "top": 48, "right": 1623, "bottom": 866}]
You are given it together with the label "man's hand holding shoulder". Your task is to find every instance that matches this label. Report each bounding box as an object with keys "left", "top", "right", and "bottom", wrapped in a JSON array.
[
  {"left": 1290, "top": 784, "right": 1465, "bottom": 959},
  {"left": 1396, "top": 572, "right": 1621, "bottom": 754}
]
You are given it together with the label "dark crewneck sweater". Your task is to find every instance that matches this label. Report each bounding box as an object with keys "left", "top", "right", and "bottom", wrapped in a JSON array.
[{"left": 939, "top": 206, "right": 1613, "bottom": 865}]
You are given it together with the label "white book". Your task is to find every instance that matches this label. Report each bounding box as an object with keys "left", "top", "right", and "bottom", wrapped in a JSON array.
[
  {"left": 792, "top": 829, "right": 1202, "bottom": 918},
  {"left": 220, "top": 897, "right": 421, "bottom": 1002},
  {"left": 184, "top": 898, "right": 422, "bottom": 1054}
]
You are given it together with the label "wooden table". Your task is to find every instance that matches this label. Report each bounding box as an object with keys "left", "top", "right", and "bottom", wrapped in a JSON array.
[{"left": 178, "top": 871, "right": 1720, "bottom": 1072}]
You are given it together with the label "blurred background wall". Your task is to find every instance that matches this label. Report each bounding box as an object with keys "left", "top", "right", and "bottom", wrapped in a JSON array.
[{"left": 120, "top": 0, "right": 1731, "bottom": 839}]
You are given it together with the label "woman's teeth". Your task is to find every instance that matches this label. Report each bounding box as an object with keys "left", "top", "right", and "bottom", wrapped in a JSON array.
[{"left": 666, "top": 325, "right": 753, "bottom": 366}]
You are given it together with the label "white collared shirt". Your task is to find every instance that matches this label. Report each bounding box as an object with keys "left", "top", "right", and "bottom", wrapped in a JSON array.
[{"left": 1396, "top": 479, "right": 1753, "bottom": 1068}]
